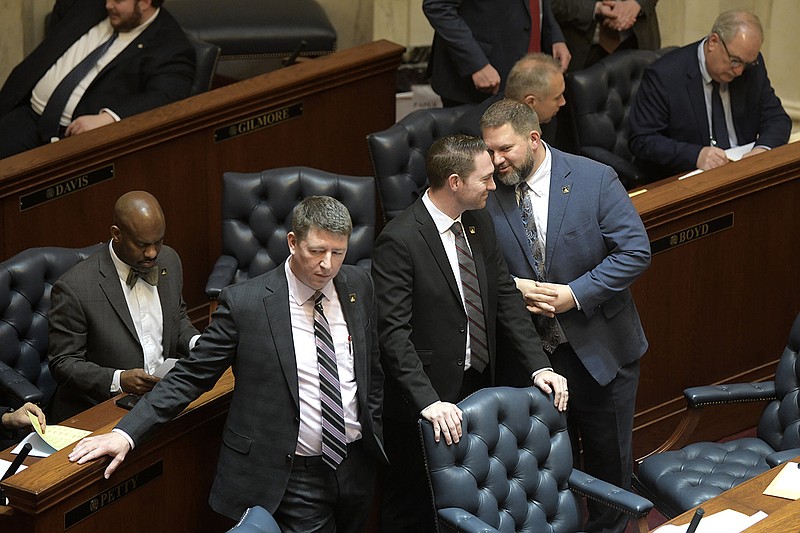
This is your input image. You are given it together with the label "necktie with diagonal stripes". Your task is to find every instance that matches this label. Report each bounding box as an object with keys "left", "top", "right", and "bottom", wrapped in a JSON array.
[
  {"left": 313, "top": 291, "right": 347, "bottom": 469},
  {"left": 450, "top": 221, "right": 489, "bottom": 373}
]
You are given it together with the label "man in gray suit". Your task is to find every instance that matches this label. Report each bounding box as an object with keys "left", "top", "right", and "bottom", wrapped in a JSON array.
[
  {"left": 48, "top": 190, "right": 199, "bottom": 422},
  {"left": 68, "top": 196, "right": 387, "bottom": 533},
  {"left": 481, "top": 100, "right": 650, "bottom": 533}
]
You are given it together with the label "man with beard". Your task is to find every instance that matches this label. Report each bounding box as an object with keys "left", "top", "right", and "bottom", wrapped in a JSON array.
[
  {"left": 0, "top": 0, "right": 195, "bottom": 158},
  {"left": 481, "top": 99, "right": 650, "bottom": 533}
]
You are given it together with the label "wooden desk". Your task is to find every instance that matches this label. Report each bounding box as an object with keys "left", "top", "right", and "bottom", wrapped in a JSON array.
[
  {"left": 662, "top": 460, "right": 800, "bottom": 532},
  {"left": 0, "top": 370, "right": 235, "bottom": 533}
]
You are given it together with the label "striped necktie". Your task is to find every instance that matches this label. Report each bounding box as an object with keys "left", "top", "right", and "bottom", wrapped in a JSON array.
[
  {"left": 450, "top": 221, "right": 489, "bottom": 373},
  {"left": 313, "top": 291, "right": 347, "bottom": 469}
]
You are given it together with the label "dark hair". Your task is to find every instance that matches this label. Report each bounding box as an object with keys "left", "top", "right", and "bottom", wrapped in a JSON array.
[
  {"left": 291, "top": 196, "right": 352, "bottom": 241},
  {"left": 480, "top": 98, "right": 541, "bottom": 136},
  {"left": 426, "top": 135, "right": 488, "bottom": 189}
]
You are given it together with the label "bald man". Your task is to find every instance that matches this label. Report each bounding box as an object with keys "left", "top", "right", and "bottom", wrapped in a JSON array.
[{"left": 48, "top": 191, "right": 199, "bottom": 422}]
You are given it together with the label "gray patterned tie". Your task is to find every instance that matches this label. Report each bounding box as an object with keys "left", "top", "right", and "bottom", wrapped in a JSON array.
[
  {"left": 313, "top": 291, "right": 347, "bottom": 469},
  {"left": 450, "top": 221, "right": 489, "bottom": 373},
  {"left": 516, "top": 182, "right": 561, "bottom": 353}
]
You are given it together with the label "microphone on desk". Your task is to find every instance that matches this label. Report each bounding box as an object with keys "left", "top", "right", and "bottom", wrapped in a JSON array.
[
  {"left": 284, "top": 40, "right": 308, "bottom": 67},
  {"left": 0, "top": 442, "right": 32, "bottom": 505},
  {"left": 685, "top": 507, "right": 705, "bottom": 533}
]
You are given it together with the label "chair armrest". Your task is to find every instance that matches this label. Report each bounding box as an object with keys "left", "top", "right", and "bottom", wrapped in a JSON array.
[
  {"left": 683, "top": 381, "right": 776, "bottom": 408},
  {"left": 766, "top": 448, "right": 800, "bottom": 468},
  {"left": 437, "top": 508, "right": 499, "bottom": 533},
  {"left": 0, "top": 361, "right": 43, "bottom": 406},
  {"left": 205, "top": 255, "right": 239, "bottom": 299},
  {"left": 568, "top": 470, "right": 653, "bottom": 519}
]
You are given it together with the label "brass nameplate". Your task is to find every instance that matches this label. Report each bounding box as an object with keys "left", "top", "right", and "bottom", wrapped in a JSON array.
[
  {"left": 214, "top": 103, "right": 303, "bottom": 142},
  {"left": 650, "top": 213, "right": 734, "bottom": 255},
  {"left": 64, "top": 460, "right": 163, "bottom": 529},
  {"left": 19, "top": 164, "right": 115, "bottom": 212}
]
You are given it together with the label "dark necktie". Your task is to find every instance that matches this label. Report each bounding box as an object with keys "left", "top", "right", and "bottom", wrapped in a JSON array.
[
  {"left": 710, "top": 81, "right": 730, "bottom": 149},
  {"left": 516, "top": 182, "right": 561, "bottom": 353},
  {"left": 126, "top": 266, "right": 159, "bottom": 288},
  {"left": 313, "top": 291, "right": 347, "bottom": 469},
  {"left": 38, "top": 31, "right": 119, "bottom": 142},
  {"left": 528, "top": 0, "right": 541, "bottom": 52},
  {"left": 450, "top": 222, "right": 489, "bottom": 373}
]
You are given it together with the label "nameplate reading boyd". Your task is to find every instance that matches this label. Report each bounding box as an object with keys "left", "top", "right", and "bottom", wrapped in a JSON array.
[
  {"left": 650, "top": 213, "right": 734, "bottom": 255},
  {"left": 215, "top": 103, "right": 303, "bottom": 142},
  {"left": 19, "top": 164, "right": 115, "bottom": 211},
  {"left": 64, "top": 460, "right": 162, "bottom": 529}
]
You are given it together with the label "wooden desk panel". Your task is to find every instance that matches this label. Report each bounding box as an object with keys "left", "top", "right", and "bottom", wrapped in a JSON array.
[{"left": 0, "top": 371, "right": 235, "bottom": 533}]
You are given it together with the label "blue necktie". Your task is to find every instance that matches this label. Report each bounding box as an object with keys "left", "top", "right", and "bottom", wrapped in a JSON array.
[{"left": 39, "top": 32, "right": 118, "bottom": 142}]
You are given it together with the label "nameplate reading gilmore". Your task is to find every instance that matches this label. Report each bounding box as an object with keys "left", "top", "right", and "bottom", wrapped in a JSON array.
[
  {"left": 215, "top": 103, "right": 303, "bottom": 142},
  {"left": 64, "top": 460, "right": 162, "bottom": 529},
  {"left": 650, "top": 213, "right": 734, "bottom": 255},
  {"left": 19, "top": 164, "right": 115, "bottom": 211}
]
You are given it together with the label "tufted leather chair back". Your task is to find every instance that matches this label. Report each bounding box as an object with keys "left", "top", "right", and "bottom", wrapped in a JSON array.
[
  {"left": 205, "top": 167, "right": 375, "bottom": 299},
  {"left": 563, "top": 49, "right": 673, "bottom": 189},
  {"left": 757, "top": 311, "right": 800, "bottom": 450},
  {"left": 0, "top": 244, "right": 102, "bottom": 408},
  {"left": 420, "top": 386, "right": 582, "bottom": 533},
  {"left": 367, "top": 105, "right": 473, "bottom": 221}
]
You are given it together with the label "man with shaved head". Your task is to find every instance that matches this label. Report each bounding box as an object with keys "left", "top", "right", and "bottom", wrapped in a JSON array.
[{"left": 48, "top": 190, "right": 199, "bottom": 422}]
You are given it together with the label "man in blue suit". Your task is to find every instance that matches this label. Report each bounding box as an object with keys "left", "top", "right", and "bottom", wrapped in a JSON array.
[
  {"left": 481, "top": 99, "right": 650, "bottom": 533},
  {"left": 629, "top": 10, "right": 790, "bottom": 179}
]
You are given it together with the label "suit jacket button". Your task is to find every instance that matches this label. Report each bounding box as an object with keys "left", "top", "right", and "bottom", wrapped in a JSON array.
[
  {"left": 459, "top": 325, "right": 465, "bottom": 333},
  {"left": 457, "top": 359, "right": 464, "bottom": 366}
]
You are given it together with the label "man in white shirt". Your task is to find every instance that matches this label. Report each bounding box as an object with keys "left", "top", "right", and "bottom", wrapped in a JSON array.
[
  {"left": 0, "top": 0, "right": 194, "bottom": 158},
  {"left": 47, "top": 190, "right": 199, "bottom": 422}
]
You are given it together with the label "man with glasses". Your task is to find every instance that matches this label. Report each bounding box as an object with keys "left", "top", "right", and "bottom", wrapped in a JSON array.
[{"left": 628, "top": 10, "right": 790, "bottom": 179}]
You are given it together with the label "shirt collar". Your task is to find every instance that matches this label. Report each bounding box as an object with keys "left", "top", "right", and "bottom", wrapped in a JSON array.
[
  {"left": 422, "top": 189, "right": 462, "bottom": 236},
  {"left": 698, "top": 38, "right": 715, "bottom": 86},
  {"left": 285, "top": 259, "right": 335, "bottom": 306},
  {"left": 524, "top": 141, "right": 552, "bottom": 196},
  {"left": 109, "top": 241, "right": 135, "bottom": 283}
]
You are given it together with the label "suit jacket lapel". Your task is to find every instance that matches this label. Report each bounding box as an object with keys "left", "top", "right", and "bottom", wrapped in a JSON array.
[
  {"left": 494, "top": 184, "right": 537, "bottom": 273},
  {"left": 545, "top": 150, "right": 572, "bottom": 273},
  {"left": 98, "top": 246, "right": 139, "bottom": 343},
  {"left": 413, "top": 200, "right": 462, "bottom": 303},
  {"left": 157, "top": 263, "right": 172, "bottom": 356},
  {"left": 685, "top": 53, "right": 710, "bottom": 145},
  {"left": 263, "top": 266, "right": 300, "bottom": 410},
  {"left": 333, "top": 271, "right": 368, "bottom": 407}
]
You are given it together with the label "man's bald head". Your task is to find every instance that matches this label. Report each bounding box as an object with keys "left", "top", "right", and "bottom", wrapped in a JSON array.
[{"left": 111, "top": 191, "right": 166, "bottom": 269}]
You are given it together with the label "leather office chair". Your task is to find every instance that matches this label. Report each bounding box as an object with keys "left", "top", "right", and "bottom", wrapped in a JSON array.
[
  {"left": 561, "top": 49, "right": 673, "bottom": 190},
  {"left": 0, "top": 244, "right": 102, "bottom": 409},
  {"left": 634, "top": 311, "right": 800, "bottom": 518},
  {"left": 420, "top": 386, "right": 653, "bottom": 533},
  {"left": 205, "top": 166, "right": 376, "bottom": 299},
  {"left": 227, "top": 506, "right": 280, "bottom": 533},
  {"left": 367, "top": 105, "right": 473, "bottom": 221},
  {"left": 189, "top": 38, "right": 221, "bottom": 96}
]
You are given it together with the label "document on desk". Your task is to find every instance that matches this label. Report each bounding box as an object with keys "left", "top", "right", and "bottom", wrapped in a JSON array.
[
  {"left": 654, "top": 509, "right": 767, "bottom": 532},
  {"left": 763, "top": 461, "right": 800, "bottom": 499},
  {"left": 9, "top": 412, "right": 91, "bottom": 457},
  {"left": 0, "top": 459, "right": 27, "bottom": 476},
  {"left": 725, "top": 142, "right": 756, "bottom": 162}
]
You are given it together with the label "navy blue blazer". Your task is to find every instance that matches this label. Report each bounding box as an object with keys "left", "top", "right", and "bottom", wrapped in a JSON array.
[
  {"left": 487, "top": 147, "right": 650, "bottom": 386},
  {"left": 628, "top": 40, "right": 791, "bottom": 178},
  {"left": 0, "top": 0, "right": 194, "bottom": 122},
  {"left": 424, "top": 0, "right": 565, "bottom": 105}
]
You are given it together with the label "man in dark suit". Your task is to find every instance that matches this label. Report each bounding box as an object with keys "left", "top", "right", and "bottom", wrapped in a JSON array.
[
  {"left": 423, "top": 0, "right": 571, "bottom": 106},
  {"left": 0, "top": 403, "right": 46, "bottom": 449},
  {"left": 552, "top": 0, "right": 661, "bottom": 72},
  {"left": 0, "top": 0, "right": 195, "bottom": 158},
  {"left": 69, "top": 196, "right": 387, "bottom": 533},
  {"left": 629, "top": 9, "right": 790, "bottom": 179},
  {"left": 48, "top": 190, "right": 199, "bottom": 422},
  {"left": 373, "top": 134, "right": 568, "bottom": 532},
  {"left": 481, "top": 99, "right": 650, "bottom": 533}
]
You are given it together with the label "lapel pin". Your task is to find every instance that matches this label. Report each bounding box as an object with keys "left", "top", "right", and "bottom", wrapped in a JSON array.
[
  {"left": 349, "top": 293, "right": 356, "bottom": 303},
  {"left": 160, "top": 268, "right": 167, "bottom": 276},
  {"left": 562, "top": 185, "right": 570, "bottom": 194},
  {"left": 468, "top": 226, "right": 476, "bottom": 234}
]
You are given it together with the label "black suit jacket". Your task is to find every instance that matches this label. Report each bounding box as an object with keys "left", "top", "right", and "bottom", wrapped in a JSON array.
[
  {"left": 47, "top": 244, "right": 198, "bottom": 422},
  {"left": 629, "top": 40, "right": 791, "bottom": 177},
  {"left": 424, "top": 0, "right": 565, "bottom": 105},
  {"left": 116, "top": 264, "right": 386, "bottom": 520},
  {"left": 0, "top": 0, "right": 194, "bottom": 121},
  {"left": 372, "top": 198, "right": 550, "bottom": 421}
]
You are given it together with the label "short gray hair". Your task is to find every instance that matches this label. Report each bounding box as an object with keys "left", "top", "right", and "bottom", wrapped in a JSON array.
[
  {"left": 291, "top": 196, "right": 352, "bottom": 241},
  {"left": 505, "top": 53, "right": 561, "bottom": 102}
]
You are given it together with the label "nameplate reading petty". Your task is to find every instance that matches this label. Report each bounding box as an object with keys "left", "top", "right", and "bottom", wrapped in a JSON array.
[
  {"left": 64, "top": 460, "right": 162, "bottom": 529},
  {"left": 19, "top": 164, "right": 115, "bottom": 212},
  {"left": 215, "top": 103, "right": 303, "bottom": 142},
  {"left": 650, "top": 213, "right": 734, "bottom": 255}
]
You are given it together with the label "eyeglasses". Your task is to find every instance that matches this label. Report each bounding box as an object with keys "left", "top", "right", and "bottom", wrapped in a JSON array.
[{"left": 717, "top": 35, "right": 759, "bottom": 70}]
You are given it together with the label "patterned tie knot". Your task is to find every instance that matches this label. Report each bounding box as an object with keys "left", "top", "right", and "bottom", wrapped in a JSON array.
[{"left": 126, "top": 266, "right": 159, "bottom": 288}]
